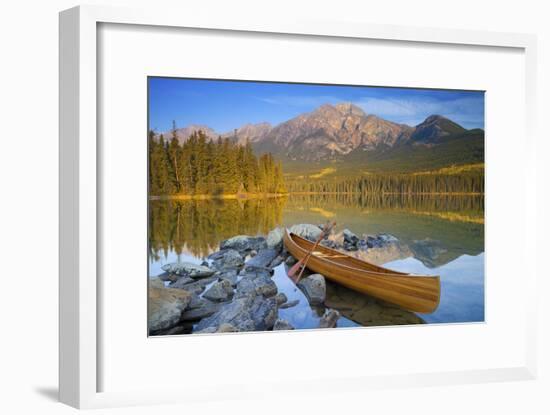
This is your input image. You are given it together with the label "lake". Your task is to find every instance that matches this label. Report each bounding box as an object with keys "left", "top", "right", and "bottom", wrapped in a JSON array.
[{"left": 148, "top": 193, "right": 485, "bottom": 329}]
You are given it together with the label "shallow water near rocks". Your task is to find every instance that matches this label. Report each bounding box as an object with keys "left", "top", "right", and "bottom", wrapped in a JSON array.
[{"left": 148, "top": 194, "right": 485, "bottom": 331}]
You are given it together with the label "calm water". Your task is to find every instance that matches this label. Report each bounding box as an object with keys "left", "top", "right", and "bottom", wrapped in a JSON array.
[{"left": 149, "top": 194, "right": 485, "bottom": 327}]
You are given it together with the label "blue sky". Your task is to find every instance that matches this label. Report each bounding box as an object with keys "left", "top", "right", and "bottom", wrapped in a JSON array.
[{"left": 148, "top": 78, "right": 485, "bottom": 133}]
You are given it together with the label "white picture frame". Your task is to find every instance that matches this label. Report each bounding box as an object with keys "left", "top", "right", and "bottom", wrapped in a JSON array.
[{"left": 59, "top": 4, "right": 538, "bottom": 409}]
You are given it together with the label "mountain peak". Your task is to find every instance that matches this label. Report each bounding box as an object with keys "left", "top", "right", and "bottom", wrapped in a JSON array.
[
  {"left": 334, "top": 102, "right": 366, "bottom": 117},
  {"left": 412, "top": 114, "right": 466, "bottom": 143},
  {"left": 422, "top": 114, "right": 449, "bottom": 124},
  {"left": 230, "top": 122, "right": 273, "bottom": 145}
]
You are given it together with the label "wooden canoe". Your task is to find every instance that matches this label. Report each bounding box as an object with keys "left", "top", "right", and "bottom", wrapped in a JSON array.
[{"left": 283, "top": 230, "right": 440, "bottom": 313}]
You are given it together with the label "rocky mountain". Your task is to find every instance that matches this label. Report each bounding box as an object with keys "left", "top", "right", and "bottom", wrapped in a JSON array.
[
  {"left": 228, "top": 122, "right": 273, "bottom": 146},
  {"left": 158, "top": 122, "right": 273, "bottom": 146},
  {"left": 156, "top": 103, "right": 482, "bottom": 165},
  {"left": 255, "top": 103, "right": 413, "bottom": 161},
  {"left": 165, "top": 124, "right": 218, "bottom": 144},
  {"left": 410, "top": 114, "right": 466, "bottom": 144}
]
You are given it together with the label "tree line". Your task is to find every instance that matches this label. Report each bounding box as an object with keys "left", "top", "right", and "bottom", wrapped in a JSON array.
[
  {"left": 285, "top": 192, "right": 484, "bottom": 213},
  {"left": 149, "top": 127, "right": 286, "bottom": 196},
  {"left": 285, "top": 171, "right": 484, "bottom": 195},
  {"left": 149, "top": 125, "right": 483, "bottom": 197}
]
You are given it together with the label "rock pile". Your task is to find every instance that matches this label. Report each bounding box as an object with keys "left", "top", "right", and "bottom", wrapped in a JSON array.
[{"left": 148, "top": 223, "right": 405, "bottom": 335}]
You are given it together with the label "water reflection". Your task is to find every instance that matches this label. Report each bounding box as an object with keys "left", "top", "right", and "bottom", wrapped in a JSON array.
[
  {"left": 148, "top": 194, "right": 485, "bottom": 326},
  {"left": 149, "top": 194, "right": 484, "bottom": 267},
  {"left": 385, "top": 253, "right": 485, "bottom": 323},
  {"left": 149, "top": 196, "right": 286, "bottom": 260}
]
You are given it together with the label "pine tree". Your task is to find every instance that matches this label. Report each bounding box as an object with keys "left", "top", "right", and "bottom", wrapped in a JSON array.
[
  {"left": 167, "top": 121, "right": 182, "bottom": 193},
  {"left": 194, "top": 130, "right": 209, "bottom": 194},
  {"left": 154, "top": 135, "right": 171, "bottom": 194},
  {"left": 221, "top": 137, "right": 239, "bottom": 194},
  {"left": 211, "top": 136, "right": 226, "bottom": 195},
  {"left": 243, "top": 139, "right": 258, "bottom": 192},
  {"left": 274, "top": 161, "right": 286, "bottom": 193},
  {"left": 148, "top": 127, "right": 288, "bottom": 196}
]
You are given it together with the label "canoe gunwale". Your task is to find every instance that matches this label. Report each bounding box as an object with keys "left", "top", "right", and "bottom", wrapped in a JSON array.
[{"left": 287, "top": 231, "right": 436, "bottom": 279}]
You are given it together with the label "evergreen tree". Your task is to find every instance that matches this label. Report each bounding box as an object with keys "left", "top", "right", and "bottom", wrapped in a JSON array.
[
  {"left": 242, "top": 139, "right": 258, "bottom": 192},
  {"left": 211, "top": 136, "right": 226, "bottom": 195},
  {"left": 194, "top": 130, "right": 209, "bottom": 194},
  {"left": 148, "top": 128, "right": 291, "bottom": 196},
  {"left": 152, "top": 134, "right": 171, "bottom": 194},
  {"left": 221, "top": 137, "right": 239, "bottom": 194},
  {"left": 167, "top": 121, "right": 182, "bottom": 192}
]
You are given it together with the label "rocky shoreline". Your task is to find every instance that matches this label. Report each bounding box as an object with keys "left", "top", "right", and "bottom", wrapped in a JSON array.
[{"left": 148, "top": 224, "right": 415, "bottom": 335}]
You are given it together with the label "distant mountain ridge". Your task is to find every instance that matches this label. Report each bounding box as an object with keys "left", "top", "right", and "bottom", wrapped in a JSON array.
[{"left": 155, "top": 102, "right": 484, "bottom": 170}]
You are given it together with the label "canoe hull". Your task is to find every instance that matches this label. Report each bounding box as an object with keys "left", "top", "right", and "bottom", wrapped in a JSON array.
[{"left": 283, "top": 230, "right": 440, "bottom": 313}]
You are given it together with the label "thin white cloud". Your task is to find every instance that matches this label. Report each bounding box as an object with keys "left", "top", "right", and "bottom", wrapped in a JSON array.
[
  {"left": 356, "top": 96, "right": 484, "bottom": 128},
  {"left": 258, "top": 93, "right": 484, "bottom": 128}
]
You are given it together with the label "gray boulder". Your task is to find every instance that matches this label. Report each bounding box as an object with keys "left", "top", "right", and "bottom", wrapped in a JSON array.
[
  {"left": 343, "top": 229, "right": 359, "bottom": 251},
  {"left": 161, "top": 262, "right": 215, "bottom": 278},
  {"left": 274, "top": 292, "right": 288, "bottom": 305},
  {"left": 365, "top": 235, "right": 379, "bottom": 248},
  {"left": 160, "top": 325, "right": 188, "bottom": 335},
  {"left": 187, "top": 294, "right": 209, "bottom": 309},
  {"left": 235, "top": 273, "right": 277, "bottom": 298},
  {"left": 357, "top": 239, "right": 368, "bottom": 249},
  {"left": 195, "top": 294, "right": 278, "bottom": 332},
  {"left": 181, "top": 300, "right": 219, "bottom": 321},
  {"left": 168, "top": 276, "right": 217, "bottom": 294},
  {"left": 216, "top": 269, "right": 239, "bottom": 287},
  {"left": 244, "top": 248, "right": 279, "bottom": 271},
  {"left": 266, "top": 227, "right": 284, "bottom": 251},
  {"left": 320, "top": 239, "right": 339, "bottom": 249},
  {"left": 156, "top": 272, "right": 178, "bottom": 283},
  {"left": 273, "top": 319, "right": 295, "bottom": 331},
  {"left": 220, "top": 235, "right": 267, "bottom": 253},
  {"left": 203, "top": 279, "right": 234, "bottom": 302},
  {"left": 319, "top": 309, "right": 340, "bottom": 328},
  {"left": 195, "top": 326, "right": 217, "bottom": 334},
  {"left": 279, "top": 299, "right": 299, "bottom": 309},
  {"left": 289, "top": 224, "right": 322, "bottom": 241},
  {"left": 297, "top": 274, "right": 326, "bottom": 305},
  {"left": 148, "top": 287, "right": 191, "bottom": 333},
  {"left": 343, "top": 229, "right": 359, "bottom": 245},
  {"left": 364, "top": 233, "right": 400, "bottom": 249},
  {"left": 167, "top": 275, "right": 194, "bottom": 287},
  {"left": 269, "top": 255, "right": 285, "bottom": 268},
  {"left": 209, "top": 249, "right": 244, "bottom": 270},
  {"left": 249, "top": 296, "right": 279, "bottom": 330},
  {"left": 343, "top": 242, "right": 359, "bottom": 251},
  {"left": 239, "top": 266, "right": 272, "bottom": 279}
]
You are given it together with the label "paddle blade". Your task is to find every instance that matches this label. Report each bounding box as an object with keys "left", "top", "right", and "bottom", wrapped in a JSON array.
[{"left": 287, "top": 258, "right": 304, "bottom": 277}]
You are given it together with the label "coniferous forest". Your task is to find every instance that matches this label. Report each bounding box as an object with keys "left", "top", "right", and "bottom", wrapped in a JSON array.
[
  {"left": 149, "top": 127, "right": 483, "bottom": 197},
  {"left": 285, "top": 171, "right": 484, "bottom": 195},
  {"left": 149, "top": 128, "right": 286, "bottom": 196}
]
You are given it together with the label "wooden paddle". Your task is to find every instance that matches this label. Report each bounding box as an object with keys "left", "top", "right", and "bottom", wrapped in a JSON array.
[{"left": 288, "top": 221, "right": 336, "bottom": 282}]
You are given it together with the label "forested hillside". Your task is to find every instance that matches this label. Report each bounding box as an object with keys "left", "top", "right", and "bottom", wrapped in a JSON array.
[
  {"left": 148, "top": 129, "right": 286, "bottom": 196},
  {"left": 149, "top": 106, "right": 485, "bottom": 197}
]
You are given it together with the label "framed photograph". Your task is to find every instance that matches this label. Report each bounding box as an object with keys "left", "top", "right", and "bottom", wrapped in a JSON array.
[
  {"left": 60, "top": 5, "right": 538, "bottom": 409},
  {"left": 147, "top": 77, "right": 484, "bottom": 336}
]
